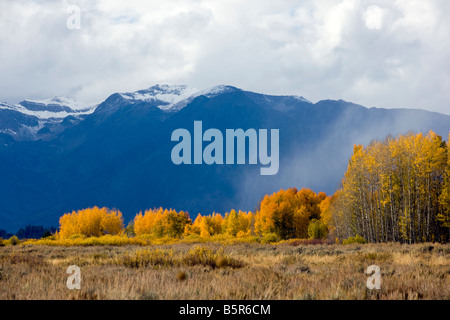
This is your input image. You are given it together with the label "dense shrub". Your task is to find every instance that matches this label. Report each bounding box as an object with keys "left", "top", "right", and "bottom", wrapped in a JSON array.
[
  {"left": 308, "top": 219, "right": 328, "bottom": 239},
  {"left": 6, "top": 235, "right": 20, "bottom": 246},
  {"left": 342, "top": 235, "right": 367, "bottom": 245},
  {"left": 134, "top": 208, "right": 191, "bottom": 238},
  {"left": 255, "top": 188, "right": 327, "bottom": 240},
  {"left": 260, "top": 232, "right": 279, "bottom": 244},
  {"left": 59, "top": 207, "right": 124, "bottom": 239}
]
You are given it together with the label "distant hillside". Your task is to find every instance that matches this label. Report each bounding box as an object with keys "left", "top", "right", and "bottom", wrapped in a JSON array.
[{"left": 0, "top": 85, "right": 449, "bottom": 231}]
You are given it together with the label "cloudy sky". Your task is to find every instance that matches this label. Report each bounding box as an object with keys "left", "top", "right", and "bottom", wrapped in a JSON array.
[{"left": 0, "top": 0, "right": 449, "bottom": 114}]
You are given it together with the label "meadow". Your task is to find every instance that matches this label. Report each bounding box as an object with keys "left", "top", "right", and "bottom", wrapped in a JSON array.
[{"left": 0, "top": 242, "right": 448, "bottom": 300}]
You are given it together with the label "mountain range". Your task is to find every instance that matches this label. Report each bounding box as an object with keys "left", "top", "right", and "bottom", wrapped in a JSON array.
[{"left": 0, "top": 84, "right": 449, "bottom": 232}]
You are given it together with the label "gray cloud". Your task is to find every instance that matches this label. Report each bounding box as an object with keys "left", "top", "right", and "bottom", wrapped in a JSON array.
[{"left": 0, "top": 0, "right": 449, "bottom": 115}]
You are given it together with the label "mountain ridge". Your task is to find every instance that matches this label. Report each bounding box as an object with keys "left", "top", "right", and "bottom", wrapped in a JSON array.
[{"left": 0, "top": 85, "right": 449, "bottom": 232}]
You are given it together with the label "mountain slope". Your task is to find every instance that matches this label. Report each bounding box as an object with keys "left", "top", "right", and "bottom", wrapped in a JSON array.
[
  {"left": 0, "top": 97, "right": 96, "bottom": 141},
  {"left": 0, "top": 85, "right": 448, "bottom": 231}
]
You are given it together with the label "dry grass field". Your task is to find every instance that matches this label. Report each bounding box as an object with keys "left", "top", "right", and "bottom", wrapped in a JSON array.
[{"left": 0, "top": 242, "right": 449, "bottom": 300}]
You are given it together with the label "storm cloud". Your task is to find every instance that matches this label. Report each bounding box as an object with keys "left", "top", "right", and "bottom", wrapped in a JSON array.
[{"left": 0, "top": 0, "right": 449, "bottom": 114}]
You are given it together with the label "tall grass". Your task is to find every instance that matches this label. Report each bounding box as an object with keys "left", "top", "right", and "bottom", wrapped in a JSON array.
[
  {"left": 118, "top": 246, "right": 245, "bottom": 269},
  {"left": 21, "top": 234, "right": 264, "bottom": 246},
  {"left": 23, "top": 235, "right": 148, "bottom": 246},
  {"left": 0, "top": 242, "right": 448, "bottom": 299}
]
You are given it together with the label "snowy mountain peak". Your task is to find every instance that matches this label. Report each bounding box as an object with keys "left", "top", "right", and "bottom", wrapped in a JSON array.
[
  {"left": 293, "top": 95, "right": 312, "bottom": 103},
  {"left": 0, "top": 97, "right": 96, "bottom": 120},
  {"left": 119, "top": 84, "right": 200, "bottom": 110},
  {"left": 117, "top": 84, "right": 243, "bottom": 112},
  {"left": 197, "top": 85, "right": 238, "bottom": 97},
  {"left": 115, "top": 84, "right": 314, "bottom": 112},
  {"left": 21, "top": 96, "right": 91, "bottom": 111}
]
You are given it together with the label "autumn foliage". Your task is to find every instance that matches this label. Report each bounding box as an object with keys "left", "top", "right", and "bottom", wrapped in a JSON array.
[
  {"left": 53, "top": 131, "right": 449, "bottom": 244},
  {"left": 128, "top": 188, "right": 330, "bottom": 241},
  {"left": 58, "top": 207, "right": 124, "bottom": 239},
  {"left": 331, "top": 131, "right": 450, "bottom": 243},
  {"left": 134, "top": 208, "right": 191, "bottom": 238},
  {"left": 255, "top": 188, "right": 327, "bottom": 239},
  {"left": 55, "top": 190, "right": 331, "bottom": 243}
]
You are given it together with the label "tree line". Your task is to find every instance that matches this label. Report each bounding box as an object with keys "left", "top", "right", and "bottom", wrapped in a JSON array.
[
  {"left": 39, "top": 131, "right": 450, "bottom": 243},
  {"left": 56, "top": 187, "right": 331, "bottom": 242},
  {"left": 0, "top": 226, "right": 56, "bottom": 240},
  {"left": 331, "top": 131, "right": 449, "bottom": 243}
]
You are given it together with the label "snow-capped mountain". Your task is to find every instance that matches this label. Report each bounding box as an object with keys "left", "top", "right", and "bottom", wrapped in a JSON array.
[
  {"left": 0, "top": 84, "right": 234, "bottom": 140},
  {"left": 119, "top": 84, "right": 200, "bottom": 111},
  {"left": 118, "top": 84, "right": 238, "bottom": 111},
  {"left": 0, "top": 85, "right": 233, "bottom": 140},
  {"left": 0, "top": 84, "right": 311, "bottom": 140},
  {"left": 107, "top": 84, "right": 312, "bottom": 115},
  {"left": 0, "top": 84, "right": 449, "bottom": 232},
  {"left": 1, "top": 97, "right": 96, "bottom": 120},
  {"left": 0, "top": 97, "right": 96, "bottom": 140}
]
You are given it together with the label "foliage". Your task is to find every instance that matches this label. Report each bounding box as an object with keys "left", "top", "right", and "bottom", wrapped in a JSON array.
[
  {"left": 255, "top": 188, "right": 328, "bottom": 240},
  {"left": 260, "top": 232, "right": 279, "bottom": 244},
  {"left": 59, "top": 207, "right": 124, "bottom": 239},
  {"left": 125, "top": 221, "right": 135, "bottom": 237},
  {"left": 6, "top": 236, "right": 20, "bottom": 246},
  {"left": 332, "top": 131, "right": 449, "bottom": 243},
  {"left": 342, "top": 235, "right": 367, "bottom": 245},
  {"left": 17, "top": 189, "right": 334, "bottom": 244},
  {"left": 438, "top": 132, "right": 450, "bottom": 239},
  {"left": 134, "top": 208, "right": 191, "bottom": 238},
  {"left": 308, "top": 219, "right": 328, "bottom": 239},
  {"left": 17, "top": 131, "right": 449, "bottom": 246}
]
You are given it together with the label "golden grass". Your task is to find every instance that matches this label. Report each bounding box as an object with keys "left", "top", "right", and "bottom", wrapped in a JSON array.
[
  {"left": 18, "top": 234, "right": 263, "bottom": 247},
  {"left": 22, "top": 235, "right": 148, "bottom": 246},
  {"left": 0, "top": 242, "right": 448, "bottom": 300}
]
